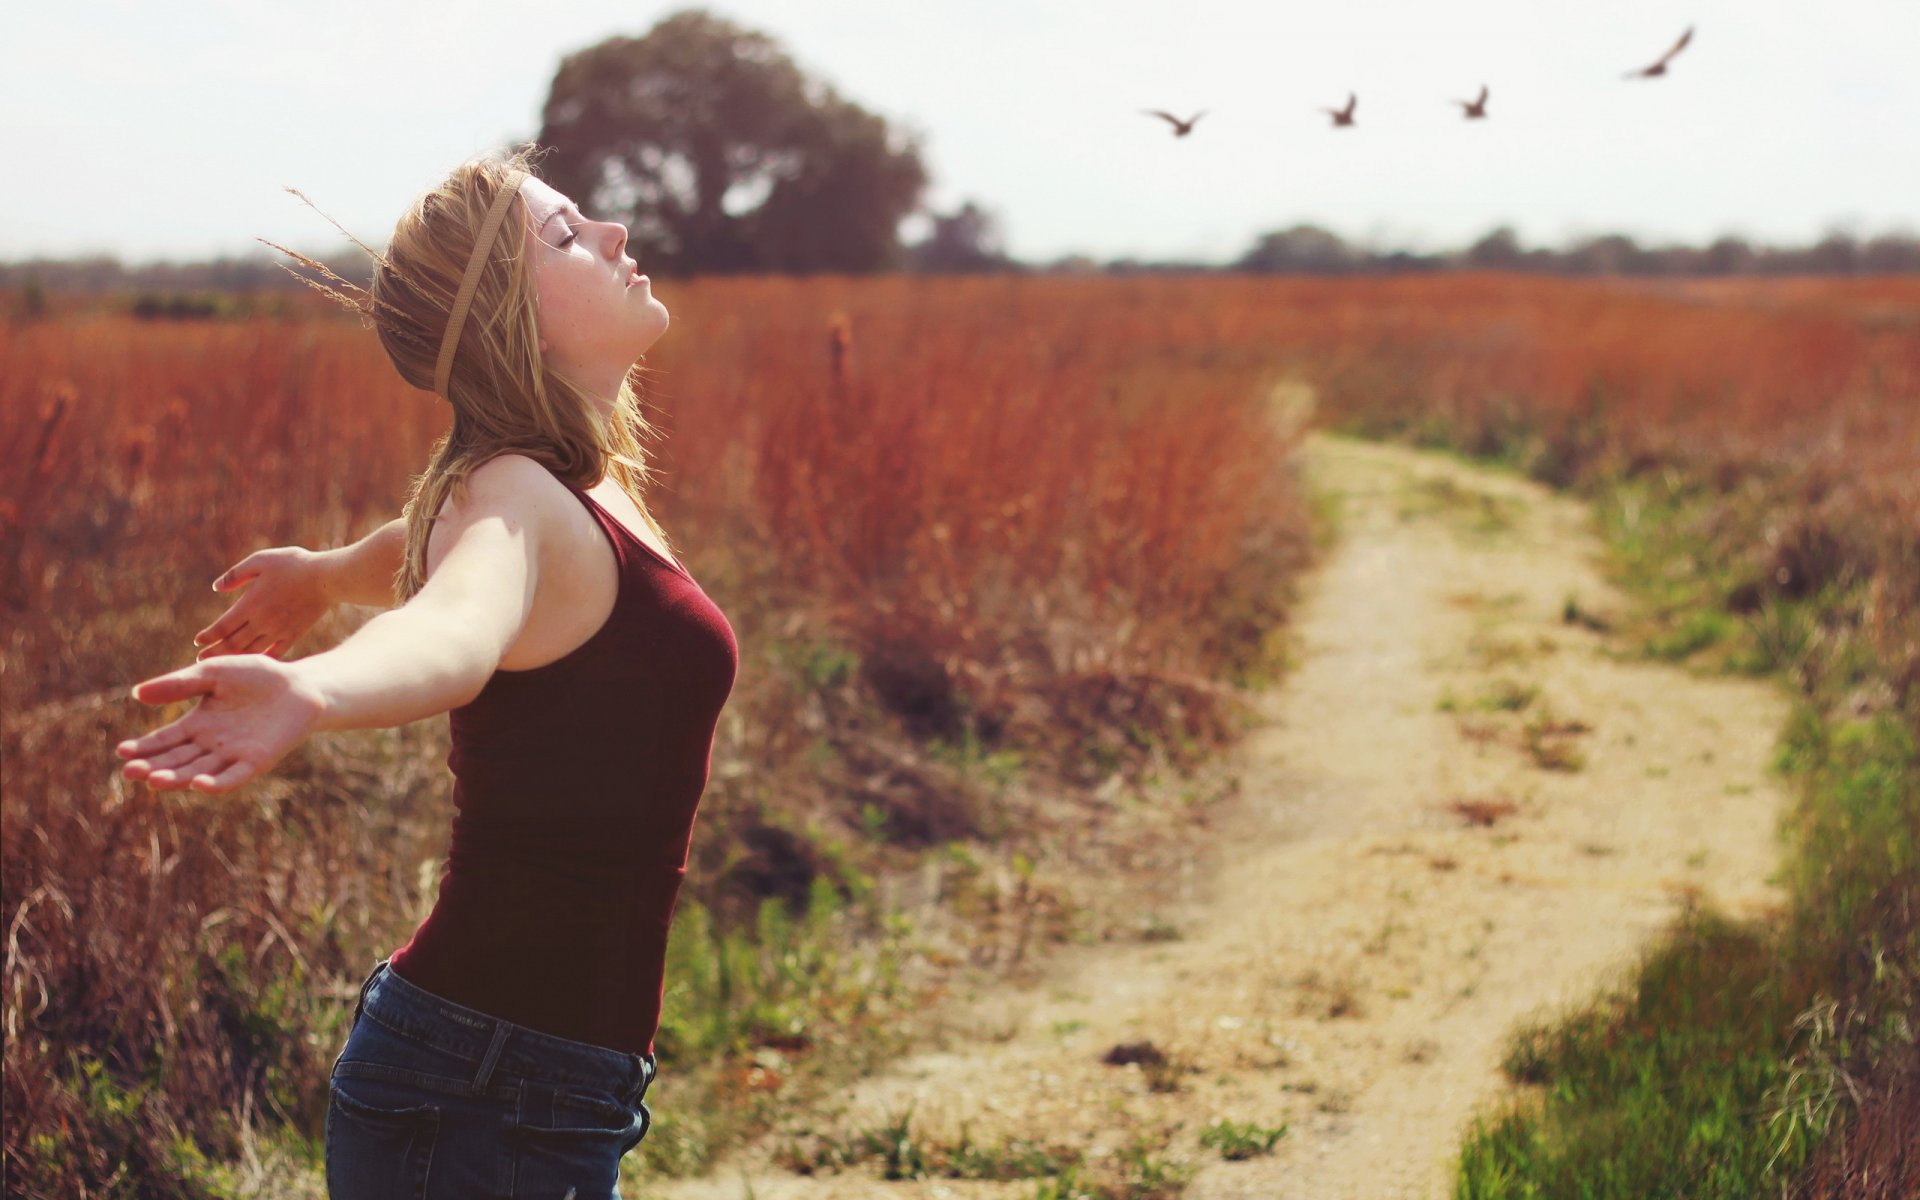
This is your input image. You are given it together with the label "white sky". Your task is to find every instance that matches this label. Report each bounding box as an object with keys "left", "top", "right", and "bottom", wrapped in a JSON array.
[{"left": 5, "top": 0, "right": 1916, "bottom": 266}]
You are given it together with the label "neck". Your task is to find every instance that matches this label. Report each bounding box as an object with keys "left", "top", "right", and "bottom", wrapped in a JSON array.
[{"left": 564, "top": 365, "right": 628, "bottom": 441}]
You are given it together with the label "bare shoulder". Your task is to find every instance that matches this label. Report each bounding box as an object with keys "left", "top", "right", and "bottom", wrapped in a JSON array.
[
  {"left": 462, "top": 453, "right": 569, "bottom": 506},
  {"left": 424, "top": 454, "right": 573, "bottom": 579}
]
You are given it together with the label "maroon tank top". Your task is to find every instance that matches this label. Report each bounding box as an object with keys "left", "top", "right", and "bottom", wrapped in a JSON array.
[{"left": 388, "top": 474, "right": 738, "bottom": 1055}]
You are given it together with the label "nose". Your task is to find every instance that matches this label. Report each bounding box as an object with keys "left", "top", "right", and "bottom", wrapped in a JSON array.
[{"left": 601, "top": 220, "right": 628, "bottom": 262}]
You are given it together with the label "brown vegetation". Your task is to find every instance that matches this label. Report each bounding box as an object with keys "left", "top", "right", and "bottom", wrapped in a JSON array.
[
  {"left": 2, "top": 272, "right": 1915, "bottom": 1194},
  {"left": 1448, "top": 797, "right": 1521, "bottom": 827},
  {"left": 0, "top": 278, "right": 1308, "bottom": 1195}
]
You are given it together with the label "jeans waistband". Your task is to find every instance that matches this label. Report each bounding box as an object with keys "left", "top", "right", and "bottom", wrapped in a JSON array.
[{"left": 352, "top": 959, "right": 656, "bottom": 1104}]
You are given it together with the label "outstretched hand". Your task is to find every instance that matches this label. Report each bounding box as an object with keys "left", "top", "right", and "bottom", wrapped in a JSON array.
[
  {"left": 193, "top": 547, "right": 333, "bottom": 660},
  {"left": 117, "top": 657, "right": 326, "bottom": 794}
]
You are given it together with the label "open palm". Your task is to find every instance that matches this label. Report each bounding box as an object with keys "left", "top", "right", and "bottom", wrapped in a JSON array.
[{"left": 117, "top": 656, "right": 326, "bottom": 793}]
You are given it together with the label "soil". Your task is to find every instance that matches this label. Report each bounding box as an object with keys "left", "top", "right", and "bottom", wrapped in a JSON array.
[{"left": 643, "top": 433, "right": 1793, "bottom": 1200}]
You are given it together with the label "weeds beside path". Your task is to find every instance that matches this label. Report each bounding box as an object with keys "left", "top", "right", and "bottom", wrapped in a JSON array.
[{"left": 645, "top": 433, "right": 1794, "bottom": 1200}]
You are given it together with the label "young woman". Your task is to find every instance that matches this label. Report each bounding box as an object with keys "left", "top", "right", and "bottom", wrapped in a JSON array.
[{"left": 115, "top": 149, "right": 737, "bottom": 1198}]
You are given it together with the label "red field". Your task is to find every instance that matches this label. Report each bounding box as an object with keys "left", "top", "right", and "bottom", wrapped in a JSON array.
[{"left": 2, "top": 273, "right": 1915, "bottom": 1194}]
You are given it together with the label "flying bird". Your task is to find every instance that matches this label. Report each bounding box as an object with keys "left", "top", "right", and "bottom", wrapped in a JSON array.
[
  {"left": 1624, "top": 26, "right": 1693, "bottom": 78},
  {"left": 1456, "top": 85, "right": 1489, "bottom": 119},
  {"left": 1143, "top": 109, "right": 1206, "bottom": 137},
  {"left": 1322, "top": 93, "right": 1357, "bottom": 127}
]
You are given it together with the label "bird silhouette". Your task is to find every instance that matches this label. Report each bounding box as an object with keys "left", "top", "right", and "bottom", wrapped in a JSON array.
[
  {"left": 1624, "top": 26, "right": 1693, "bottom": 78},
  {"left": 1456, "top": 85, "right": 1489, "bottom": 119},
  {"left": 1143, "top": 109, "right": 1206, "bottom": 137},
  {"left": 1322, "top": 93, "right": 1357, "bottom": 127}
]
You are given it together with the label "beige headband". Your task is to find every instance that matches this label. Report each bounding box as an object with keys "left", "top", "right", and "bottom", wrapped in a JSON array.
[{"left": 434, "top": 167, "right": 528, "bottom": 398}]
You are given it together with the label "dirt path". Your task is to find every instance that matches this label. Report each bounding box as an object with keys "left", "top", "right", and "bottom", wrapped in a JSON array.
[{"left": 645, "top": 433, "right": 1792, "bottom": 1200}]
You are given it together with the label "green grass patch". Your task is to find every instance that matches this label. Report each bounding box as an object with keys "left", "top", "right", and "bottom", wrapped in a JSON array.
[
  {"left": 1647, "top": 608, "right": 1736, "bottom": 661},
  {"left": 778, "top": 1105, "right": 1081, "bottom": 1182},
  {"left": 633, "top": 879, "right": 916, "bottom": 1178},
  {"left": 1444, "top": 461, "right": 1918, "bottom": 1198},
  {"left": 658, "top": 877, "right": 903, "bottom": 1063},
  {"left": 1457, "top": 908, "right": 1813, "bottom": 1198},
  {"left": 1438, "top": 678, "right": 1540, "bottom": 715},
  {"left": 1198, "top": 1117, "right": 1288, "bottom": 1160}
]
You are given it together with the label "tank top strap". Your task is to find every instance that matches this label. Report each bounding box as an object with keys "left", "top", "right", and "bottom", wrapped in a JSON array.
[
  {"left": 558, "top": 474, "right": 693, "bottom": 582},
  {"left": 549, "top": 473, "right": 632, "bottom": 574}
]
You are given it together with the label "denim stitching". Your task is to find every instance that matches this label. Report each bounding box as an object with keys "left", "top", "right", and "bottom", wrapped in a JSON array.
[
  {"left": 414, "top": 1106, "right": 439, "bottom": 1199},
  {"left": 331, "top": 1060, "right": 518, "bottom": 1101}
]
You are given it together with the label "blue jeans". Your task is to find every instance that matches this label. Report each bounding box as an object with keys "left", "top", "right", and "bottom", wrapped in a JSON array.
[{"left": 325, "top": 959, "right": 656, "bottom": 1199}]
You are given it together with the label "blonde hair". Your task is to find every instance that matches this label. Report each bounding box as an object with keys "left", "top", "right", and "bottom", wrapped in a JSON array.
[{"left": 264, "top": 146, "right": 672, "bottom": 603}]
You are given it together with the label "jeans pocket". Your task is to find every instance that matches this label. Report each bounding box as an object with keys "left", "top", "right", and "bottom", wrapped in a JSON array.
[
  {"left": 510, "top": 1084, "right": 644, "bottom": 1198},
  {"left": 335, "top": 1010, "right": 484, "bottom": 1095},
  {"left": 326, "top": 1075, "right": 440, "bottom": 1200}
]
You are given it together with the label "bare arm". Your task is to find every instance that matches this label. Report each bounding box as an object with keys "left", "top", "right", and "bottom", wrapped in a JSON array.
[
  {"left": 299, "top": 482, "right": 542, "bottom": 730},
  {"left": 318, "top": 517, "right": 407, "bottom": 608},
  {"left": 121, "top": 457, "right": 555, "bottom": 789}
]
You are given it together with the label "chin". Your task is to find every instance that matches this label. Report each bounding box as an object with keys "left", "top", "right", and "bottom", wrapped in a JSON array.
[{"left": 637, "top": 306, "right": 669, "bottom": 351}]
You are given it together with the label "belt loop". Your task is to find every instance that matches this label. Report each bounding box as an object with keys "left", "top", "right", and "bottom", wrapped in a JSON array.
[
  {"left": 624, "top": 1052, "right": 651, "bottom": 1103},
  {"left": 351, "top": 959, "right": 385, "bottom": 1027},
  {"left": 471, "top": 1020, "right": 512, "bottom": 1094}
]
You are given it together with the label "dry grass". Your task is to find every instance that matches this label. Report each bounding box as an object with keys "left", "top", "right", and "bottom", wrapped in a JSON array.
[
  {"left": 3, "top": 272, "right": 1916, "bottom": 1193},
  {"left": 1448, "top": 796, "right": 1522, "bottom": 827},
  {"left": 0, "top": 281, "right": 1310, "bottom": 1195}
]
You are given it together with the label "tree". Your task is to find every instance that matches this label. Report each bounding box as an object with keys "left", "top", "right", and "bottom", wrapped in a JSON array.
[
  {"left": 1805, "top": 231, "right": 1861, "bottom": 274},
  {"left": 534, "top": 9, "right": 928, "bottom": 274},
  {"left": 1563, "top": 233, "right": 1644, "bottom": 276},
  {"left": 907, "top": 201, "right": 1012, "bottom": 273},
  {"left": 1234, "top": 224, "right": 1357, "bottom": 274},
  {"left": 1702, "top": 236, "right": 1756, "bottom": 275},
  {"left": 1465, "top": 225, "right": 1525, "bottom": 270},
  {"left": 1860, "top": 233, "right": 1920, "bottom": 273}
]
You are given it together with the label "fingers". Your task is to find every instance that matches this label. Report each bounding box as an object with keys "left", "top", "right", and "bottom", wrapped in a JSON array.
[
  {"left": 141, "top": 743, "right": 207, "bottom": 773},
  {"left": 130, "top": 664, "right": 214, "bottom": 706},
  {"left": 117, "top": 724, "right": 192, "bottom": 763},
  {"left": 194, "top": 616, "right": 249, "bottom": 651},
  {"left": 197, "top": 635, "right": 256, "bottom": 661},
  {"left": 192, "top": 760, "right": 254, "bottom": 793},
  {"left": 197, "top": 635, "right": 290, "bottom": 662},
  {"left": 212, "top": 553, "right": 263, "bottom": 592},
  {"left": 147, "top": 751, "right": 226, "bottom": 788},
  {"left": 121, "top": 742, "right": 199, "bottom": 782},
  {"left": 198, "top": 634, "right": 279, "bottom": 662},
  {"left": 119, "top": 733, "right": 196, "bottom": 780}
]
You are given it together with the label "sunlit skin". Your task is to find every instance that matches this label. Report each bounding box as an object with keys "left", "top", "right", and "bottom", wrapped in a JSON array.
[
  {"left": 115, "top": 177, "right": 670, "bottom": 793},
  {"left": 519, "top": 174, "right": 671, "bottom": 431}
]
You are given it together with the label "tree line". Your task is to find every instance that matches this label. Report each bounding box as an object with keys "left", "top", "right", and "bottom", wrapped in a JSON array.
[
  {"left": 1222, "top": 224, "right": 1920, "bottom": 277},
  {"left": 3, "top": 6, "right": 1914, "bottom": 302},
  {"left": 7, "top": 221, "right": 1914, "bottom": 308}
]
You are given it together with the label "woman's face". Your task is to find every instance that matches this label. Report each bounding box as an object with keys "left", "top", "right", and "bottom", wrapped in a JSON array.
[{"left": 519, "top": 176, "right": 668, "bottom": 384}]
